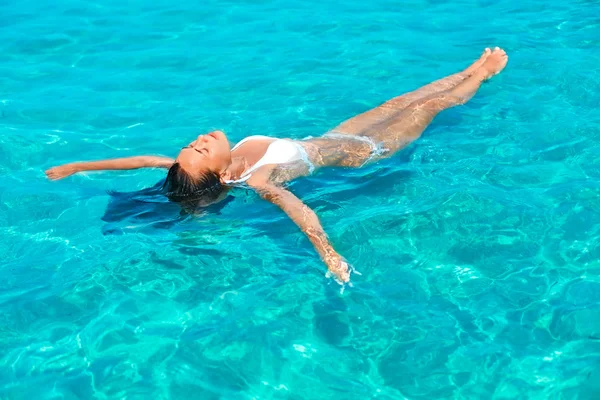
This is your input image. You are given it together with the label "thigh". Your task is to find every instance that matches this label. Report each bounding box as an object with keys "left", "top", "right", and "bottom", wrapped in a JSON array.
[
  {"left": 364, "top": 93, "right": 457, "bottom": 154},
  {"left": 329, "top": 99, "right": 409, "bottom": 137}
]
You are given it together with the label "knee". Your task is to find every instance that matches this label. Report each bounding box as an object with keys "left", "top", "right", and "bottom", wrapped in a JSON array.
[{"left": 413, "top": 92, "right": 464, "bottom": 110}]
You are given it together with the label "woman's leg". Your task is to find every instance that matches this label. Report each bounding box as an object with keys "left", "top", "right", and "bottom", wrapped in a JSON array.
[
  {"left": 331, "top": 48, "right": 492, "bottom": 136},
  {"left": 365, "top": 48, "right": 508, "bottom": 154}
]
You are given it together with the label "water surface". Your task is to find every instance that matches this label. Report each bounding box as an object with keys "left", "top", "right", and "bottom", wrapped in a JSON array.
[{"left": 1, "top": 0, "right": 600, "bottom": 398}]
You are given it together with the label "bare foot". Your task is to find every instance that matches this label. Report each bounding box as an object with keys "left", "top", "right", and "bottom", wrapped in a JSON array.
[
  {"left": 464, "top": 48, "right": 491, "bottom": 75},
  {"left": 479, "top": 47, "right": 508, "bottom": 80},
  {"left": 45, "top": 164, "right": 78, "bottom": 180}
]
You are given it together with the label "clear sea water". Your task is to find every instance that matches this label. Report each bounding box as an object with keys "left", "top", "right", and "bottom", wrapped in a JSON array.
[{"left": 1, "top": 0, "right": 599, "bottom": 398}]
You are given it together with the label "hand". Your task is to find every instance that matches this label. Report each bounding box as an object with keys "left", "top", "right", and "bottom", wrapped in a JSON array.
[
  {"left": 326, "top": 253, "right": 351, "bottom": 284},
  {"left": 45, "top": 164, "right": 78, "bottom": 180}
]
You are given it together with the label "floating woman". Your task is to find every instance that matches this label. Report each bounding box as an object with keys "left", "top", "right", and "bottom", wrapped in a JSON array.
[{"left": 46, "top": 47, "right": 508, "bottom": 283}]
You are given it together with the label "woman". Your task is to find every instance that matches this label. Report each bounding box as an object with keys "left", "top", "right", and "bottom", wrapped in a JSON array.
[{"left": 46, "top": 47, "right": 508, "bottom": 283}]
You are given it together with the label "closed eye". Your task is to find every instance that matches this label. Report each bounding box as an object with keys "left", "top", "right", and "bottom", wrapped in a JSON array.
[{"left": 182, "top": 146, "right": 208, "bottom": 156}]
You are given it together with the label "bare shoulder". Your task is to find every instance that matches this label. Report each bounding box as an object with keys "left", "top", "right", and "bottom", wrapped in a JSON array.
[
  {"left": 247, "top": 174, "right": 285, "bottom": 201},
  {"left": 245, "top": 165, "right": 277, "bottom": 188}
]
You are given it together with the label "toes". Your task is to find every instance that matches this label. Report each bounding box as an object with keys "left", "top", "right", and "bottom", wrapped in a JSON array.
[{"left": 492, "top": 47, "right": 507, "bottom": 56}]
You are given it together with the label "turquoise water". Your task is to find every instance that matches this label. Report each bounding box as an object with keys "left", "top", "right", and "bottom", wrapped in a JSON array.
[{"left": 1, "top": 0, "right": 600, "bottom": 398}]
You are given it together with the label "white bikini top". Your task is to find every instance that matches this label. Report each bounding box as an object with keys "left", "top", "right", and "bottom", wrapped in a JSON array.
[{"left": 224, "top": 135, "right": 314, "bottom": 185}]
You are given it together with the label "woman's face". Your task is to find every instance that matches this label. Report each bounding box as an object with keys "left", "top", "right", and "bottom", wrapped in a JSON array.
[{"left": 175, "top": 130, "right": 232, "bottom": 177}]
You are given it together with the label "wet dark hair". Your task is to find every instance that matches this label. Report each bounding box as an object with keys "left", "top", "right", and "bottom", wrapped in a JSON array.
[{"left": 162, "top": 163, "right": 224, "bottom": 206}]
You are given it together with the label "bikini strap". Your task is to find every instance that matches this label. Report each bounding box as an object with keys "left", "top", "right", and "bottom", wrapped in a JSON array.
[
  {"left": 223, "top": 174, "right": 252, "bottom": 186},
  {"left": 230, "top": 135, "right": 273, "bottom": 151}
]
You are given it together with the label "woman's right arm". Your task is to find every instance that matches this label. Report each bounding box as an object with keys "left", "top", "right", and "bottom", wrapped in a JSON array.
[{"left": 45, "top": 156, "right": 174, "bottom": 180}]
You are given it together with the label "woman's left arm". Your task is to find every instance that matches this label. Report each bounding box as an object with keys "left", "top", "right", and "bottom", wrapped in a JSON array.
[{"left": 254, "top": 183, "right": 350, "bottom": 283}]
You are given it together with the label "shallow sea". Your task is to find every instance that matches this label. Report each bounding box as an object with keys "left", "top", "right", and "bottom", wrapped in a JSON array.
[{"left": 1, "top": 0, "right": 600, "bottom": 398}]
